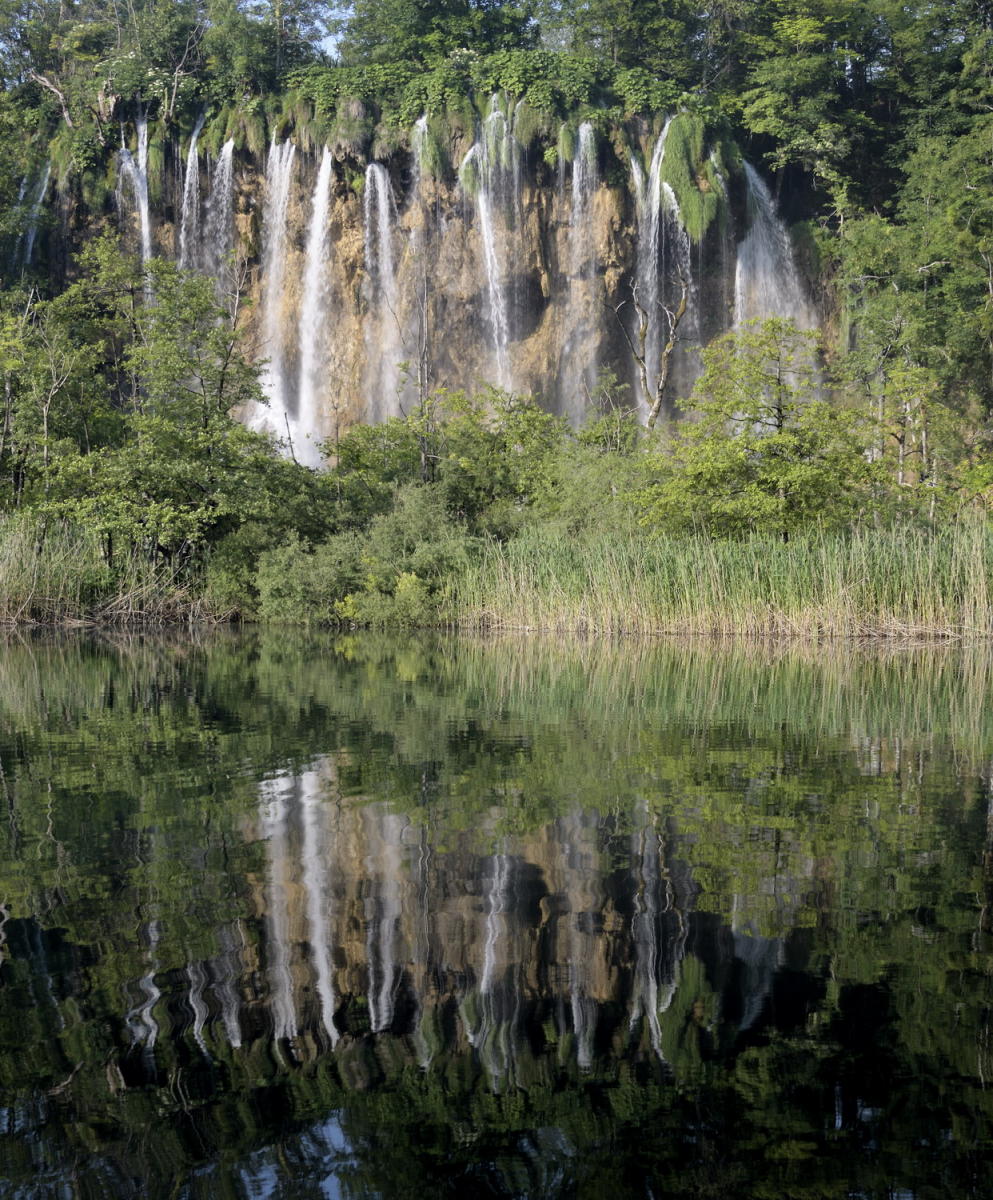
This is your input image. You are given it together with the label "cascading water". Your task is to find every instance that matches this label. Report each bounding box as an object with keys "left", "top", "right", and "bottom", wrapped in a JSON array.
[
  {"left": 363, "top": 163, "right": 403, "bottom": 422},
  {"left": 178, "top": 113, "right": 206, "bottom": 270},
  {"left": 628, "top": 813, "right": 666, "bottom": 1059},
  {"left": 464, "top": 849, "right": 519, "bottom": 1088},
  {"left": 558, "top": 812, "right": 599, "bottom": 1070},
  {"left": 94, "top": 120, "right": 822, "bottom": 439},
  {"left": 118, "top": 115, "right": 153, "bottom": 268},
  {"left": 559, "top": 122, "right": 599, "bottom": 421},
  {"left": 296, "top": 147, "right": 334, "bottom": 466},
  {"left": 22, "top": 165, "right": 50, "bottom": 267},
  {"left": 405, "top": 115, "right": 432, "bottom": 407},
  {"left": 630, "top": 119, "right": 672, "bottom": 414},
  {"left": 255, "top": 139, "right": 297, "bottom": 445},
  {"left": 661, "top": 181, "right": 702, "bottom": 397},
  {"left": 203, "top": 139, "right": 235, "bottom": 291},
  {"left": 627, "top": 802, "right": 687, "bottom": 1062},
  {"left": 459, "top": 96, "right": 521, "bottom": 392},
  {"left": 734, "top": 161, "right": 815, "bottom": 328},
  {"left": 411, "top": 114, "right": 429, "bottom": 181}
]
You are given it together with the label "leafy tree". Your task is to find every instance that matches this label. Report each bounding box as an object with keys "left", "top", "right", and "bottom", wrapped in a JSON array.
[
  {"left": 335, "top": 0, "right": 537, "bottom": 66},
  {"left": 638, "top": 319, "right": 880, "bottom": 539}
]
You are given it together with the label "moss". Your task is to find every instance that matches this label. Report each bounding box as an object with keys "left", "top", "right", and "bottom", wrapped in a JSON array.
[
  {"left": 48, "top": 126, "right": 75, "bottom": 192},
  {"left": 658, "top": 111, "right": 724, "bottom": 244},
  {"left": 414, "top": 115, "right": 448, "bottom": 181},
  {"left": 240, "top": 109, "right": 268, "bottom": 157},
  {"left": 557, "top": 122, "right": 575, "bottom": 166},
  {"left": 82, "top": 170, "right": 112, "bottom": 213},
  {"left": 458, "top": 147, "right": 481, "bottom": 198},
  {"left": 372, "top": 122, "right": 407, "bottom": 161},
  {"left": 333, "top": 97, "right": 373, "bottom": 158},
  {"left": 145, "top": 127, "right": 165, "bottom": 204},
  {"left": 200, "top": 104, "right": 231, "bottom": 157},
  {"left": 512, "top": 99, "right": 552, "bottom": 148}
]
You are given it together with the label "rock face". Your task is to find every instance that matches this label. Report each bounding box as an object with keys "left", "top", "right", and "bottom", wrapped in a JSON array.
[{"left": 116, "top": 116, "right": 817, "bottom": 458}]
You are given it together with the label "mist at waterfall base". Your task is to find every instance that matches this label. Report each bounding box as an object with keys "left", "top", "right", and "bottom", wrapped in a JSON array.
[
  {"left": 0, "top": 631, "right": 991, "bottom": 1198},
  {"left": 138, "top": 117, "right": 815, "bottom": 462}
]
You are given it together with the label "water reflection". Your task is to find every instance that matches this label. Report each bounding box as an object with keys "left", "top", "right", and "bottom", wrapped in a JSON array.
[
  {"left": 0, "top": 631, "right": 990, "bottom": 1197},
  {"left": 244, "top": 771, "right": 704, "bottom": 1084}
]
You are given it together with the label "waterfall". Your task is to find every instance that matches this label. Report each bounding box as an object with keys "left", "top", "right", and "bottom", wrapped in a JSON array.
[
  {"left": 661, "top": 181, "right": 701, "bottom": 395},
  {"left": 626, "top": 803, "right": 686, "bottom": 1063},
  {"left": 118, "top": 114, "right": 153, "bottom": 267},
  {"left": 459, "top": 96, "right": 521, "bottom": 392},
  {"left": 406, "top": 115, "right": 432, "bottom": 407},
  {"left": 178, "top": 113, "right": 206, "bottom": 270},
  {"left": 558, "top": 812, "right": 599, "bottom": 1070},
  {"left": 296, "top": 147, "right": 334, "bottom": 467},
  {"left": 630, "top": 120, "right": 681, "bottom": 416},
  {"left": 559, "top": 122, "right": 599, "bottom": 422},
  {"left": 256, "top": 140, "right": 297, "bottom": 445},
  {"left": 22, "top": 164, "right": 50, "bottom": 267},
  {"left": 411, "top": 114, "right": 429, "bottom": 180},
  {"left": 469, "top": 849, "right": 519, "bottom": 1087},
  {"left": 734, "top": 162, "right": 815, "bottom": 329},
  {"left": 363, "top": 162, "right": 403, "bottom": 422},
  {"left": 203, "top": 139, "right": 235, "bottom": 291}
]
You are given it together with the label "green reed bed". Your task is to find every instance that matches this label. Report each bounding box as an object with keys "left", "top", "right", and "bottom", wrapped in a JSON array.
[
  {"left": 454, "top": 522, "right": 993, "bottom": 638},
  {"left": 0, "top": 516, "right": 208, "bottom": 625}
]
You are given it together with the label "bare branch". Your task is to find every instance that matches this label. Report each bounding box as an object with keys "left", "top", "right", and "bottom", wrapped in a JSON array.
[
  {"left": 646, "top": 275, "right": 689, "bottom": 430},
  {"left": 27, "top": 71, "right": 74, "bottom": 128}
]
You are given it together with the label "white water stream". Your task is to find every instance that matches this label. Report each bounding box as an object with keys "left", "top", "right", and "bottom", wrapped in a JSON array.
[
  {"left": 178, "top": 113, "right": 206, "bottom": 269},
  {"left": 296, "top": 147, "right": 334, "bottom": 465},
  {"left": 255, "top": 140, "right": 297, "bottom": 445}
]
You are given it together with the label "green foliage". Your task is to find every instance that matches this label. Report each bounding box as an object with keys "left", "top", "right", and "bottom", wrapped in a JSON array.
[
  {"left": 255, "top": 528, "right": 364, "bottom": 622},
  {"left": 638, "top": 320, "right": 881, "bottom": 539},
  {"left": 659, "top": 110, "right": 723, "bottom": 243},
  {"left": 256, "top": 485, "right": 474, "bottom": 626},
  {"left": 289, "top": 50, "right": 696, "bottom": 140},
  {"left": 455, "top": 519, "right": 993, "bottom": 637},
  {"left": 613, "top": 68, "right": 680, "bottom": 117}
]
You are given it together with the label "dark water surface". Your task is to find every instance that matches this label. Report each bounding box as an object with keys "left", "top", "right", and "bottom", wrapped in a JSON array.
[{"left": 0, "top": 631, "right": 991, "bottom": 1198}]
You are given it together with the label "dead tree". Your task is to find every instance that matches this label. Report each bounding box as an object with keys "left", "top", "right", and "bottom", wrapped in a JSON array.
[{"left": 611, "top": 274, "right": 689, "bottom": 429}]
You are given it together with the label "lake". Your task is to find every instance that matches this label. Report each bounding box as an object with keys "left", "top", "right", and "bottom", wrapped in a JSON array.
[{"left": 0, "top": 631, "right": 990, "bottom": 1198}]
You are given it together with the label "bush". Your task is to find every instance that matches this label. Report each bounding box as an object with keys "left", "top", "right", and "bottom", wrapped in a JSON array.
[{"left": 255, "top": 532, "right": 364, "bottom": 624}]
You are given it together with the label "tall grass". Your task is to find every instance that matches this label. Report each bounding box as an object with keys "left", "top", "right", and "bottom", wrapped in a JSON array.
[
  {"left": 453, "top": 522, "right": 993, "bottom": 638},
  {"left": 0, "top": 516, "right": 211, "bottom": 625}
]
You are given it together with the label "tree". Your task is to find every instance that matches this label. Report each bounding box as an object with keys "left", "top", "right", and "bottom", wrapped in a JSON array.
[
  {"left": 335, "top": 0, "right": 536, "bottom": 66},
  {"left": 638, "top": 319, "right": 880, "bottom": 540}
]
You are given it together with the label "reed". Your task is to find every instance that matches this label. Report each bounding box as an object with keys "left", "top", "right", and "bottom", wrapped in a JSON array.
[
  {"left": 452, "top": 522, "right": 993, "bottom": 639},
  {"left": 0, "top": 516, "right": 210, "bottom": 625}
]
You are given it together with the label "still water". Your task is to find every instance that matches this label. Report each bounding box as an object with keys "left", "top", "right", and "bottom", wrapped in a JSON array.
[{"left": 0, "top": 631, "right": 990, "bottom": 1198}]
